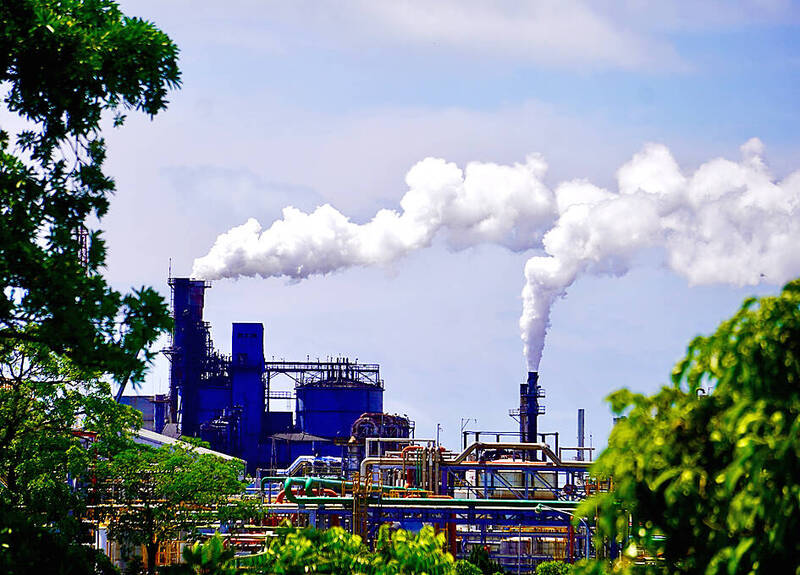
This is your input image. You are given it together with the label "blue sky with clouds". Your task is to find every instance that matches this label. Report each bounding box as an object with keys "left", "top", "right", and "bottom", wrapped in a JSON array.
[{"left": 108, "top": 1, "right": 799, "bottom": 451}]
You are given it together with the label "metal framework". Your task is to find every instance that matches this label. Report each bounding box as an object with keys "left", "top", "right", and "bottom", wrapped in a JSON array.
[
  {"left": 255, "top": 440, "right": 601, "bottom": 572},
  {"left": 259, "top": 498, "right": 595, "bottom": 570},
  {"left": 264, "top": 359, "right": 383, "bottom": 410},
  {"left": 264, "top": 360, "right": 382, "bottom": 387}
]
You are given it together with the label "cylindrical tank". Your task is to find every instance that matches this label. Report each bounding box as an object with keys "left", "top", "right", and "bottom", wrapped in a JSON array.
[{"left": 296, "top": 381, "right": 383, "bottom": 439}]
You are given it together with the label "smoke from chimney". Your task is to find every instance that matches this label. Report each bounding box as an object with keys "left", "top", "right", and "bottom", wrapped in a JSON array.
[
  {"left": 192, "top": 156, "right": 556, "bottom": 280},
  {"left": 193, "top": 139, "right": 800, "bottom": 369},
  {"left": 520, "top": 138, "right": 800, "bottom": 369}
]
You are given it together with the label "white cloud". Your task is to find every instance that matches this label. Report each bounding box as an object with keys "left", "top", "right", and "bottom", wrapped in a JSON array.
[
  {"left": 120, "top": 0, "right": 800, "bottom": 73},
  {"left": 596, "top": 0, "right": 799, "bottom": 32},
  {"left": 355, "top": 0, "right": 680, "bottom": 70},
  {"left": 116, "top": 0, "right": 677, "bottom": 70}
]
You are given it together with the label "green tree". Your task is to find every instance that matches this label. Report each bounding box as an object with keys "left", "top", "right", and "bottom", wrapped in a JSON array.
[
  {"left": 0, "top": 342, "right": 140, "bottom": 536},
  {"left": 467, "top": 545, "right": 505, "bottom": 575},
  {"left": 575, "top": 279, "right": 800, "bottom": 574},
  {"left": 251, "top": 524, "right": 456, "bottom": 575},
  {"left": 0, "top": 503, "right": 119, "bottom": 575},
  {"left": 180, "top": 534, "right": 237, "bottom": 575},
  {"left": 96, "top": 443, "right": 246, "bottom": 575},
  {"left": 0, "top": 1, "right": 179, "bottom": 568},
  {"left": 455, "top": 559, "right": 484, "bottom": 575},
  {"left": 536, "top": 561, "right": 572, "bottom": 575},
  {"left": 371, "top": 525, "right": 456, "bottom": 575},
  {"left": 258, "top": 524, "right": 372, "bottom": 575},
  {"left": 0, "top": 0, "right": 178, "bottom": 391}
]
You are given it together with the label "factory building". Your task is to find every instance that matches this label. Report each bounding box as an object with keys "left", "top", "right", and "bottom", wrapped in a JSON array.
[
  {"left": 113, "top": 278, "right": 604, "bottom": 570},
  {"left": 123, "top": 278, "right": 410, "bottom": 473}
]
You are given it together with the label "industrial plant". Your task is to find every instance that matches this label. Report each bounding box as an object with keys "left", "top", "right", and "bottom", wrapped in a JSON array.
[{"left": 115, "top": 277, "right": 602, "bottom": 571}]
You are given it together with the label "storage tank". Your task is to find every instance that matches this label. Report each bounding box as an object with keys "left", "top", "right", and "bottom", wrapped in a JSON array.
[{"left": 296, "top": 370, "right": 383, "bottom": 439}]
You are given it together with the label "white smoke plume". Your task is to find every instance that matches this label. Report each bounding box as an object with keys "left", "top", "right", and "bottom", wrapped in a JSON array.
[
  {"left": 193, "top": 139, "right": 800, "bottom": 371},
  {"left": 192, "top": 155, "right": 556, "bottom": 279},
  {"left": 522, "top": 138, "right": 800, "bottom": 369}
]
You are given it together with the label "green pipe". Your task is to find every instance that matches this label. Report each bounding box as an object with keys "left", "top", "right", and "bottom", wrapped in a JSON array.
[
  {"left": 265, "top": 475, "right": 425, "bottom": 495},
  {"left": 261, "top": 475, "right": 352, "bottom": 492},
  {"left": 305, "top": 476, "right": 426, "bottom": 494},
  {"left": 281, "top": 477, "right": 581, "bottom": 509},
  {"left": 261, "top": 476, "right": 290, "bottom": 490}
]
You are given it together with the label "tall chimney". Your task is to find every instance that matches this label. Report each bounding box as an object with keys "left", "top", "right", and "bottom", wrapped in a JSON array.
[
  {"left": 577, "top": 408, "right": 585, "bottom": 461},
  {"left": 520, "top": 371, "right": 540, "bottom": 450}
]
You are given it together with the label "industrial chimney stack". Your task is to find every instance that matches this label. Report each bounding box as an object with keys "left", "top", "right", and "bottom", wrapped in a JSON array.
[{"left": 519, "top": 371, "right": 542, "bottom": 452}]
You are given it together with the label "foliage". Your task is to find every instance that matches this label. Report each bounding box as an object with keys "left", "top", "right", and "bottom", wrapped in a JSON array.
[
  {"left": 0, "top": 0, "right": 179, "bottom": 390},
  {"left": 372, "top": 524, "right": 455, "bottom": 574},
  {"left": 258, "top": 524, "right": 371, "bottom": 574},
  {"left": 0, "top": 342, "right": 140, "bottom": 535},
  {"left": 536, "top": 561, "right": 572, "bottom": 575},
  {"left": 181, "top": 534, "right": 237, "bottom": 575},
  {"left": 575, "top": 279, "right": 800, "bottom": 574},
  {"left": 455, "top": 559, "right": 484, "bottom": 575},
  {"left": 0, "top": 0, "right": 179, "bottom": 568},
  {"left": 124, "top": 558, "right": 146, "bottom": 575},
  {"left": 96, "top": 443, "right": 245, "bottom": 574},
  {"left": 252, "top": 524, "right": 456, "bottom": 575},
  {"left": 0, "top": 2, "right": 181, "bottom": 573},
  {"left": 0, "top": 502, "right": 119, "bottom": 575},
  {"left": 467, "top": 545, "right": 505, "bottom": 575}
]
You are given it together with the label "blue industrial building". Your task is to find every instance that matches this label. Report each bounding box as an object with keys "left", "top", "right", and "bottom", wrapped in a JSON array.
[{"left": 124, "top": 278, "right": 411, "bottom": 473}]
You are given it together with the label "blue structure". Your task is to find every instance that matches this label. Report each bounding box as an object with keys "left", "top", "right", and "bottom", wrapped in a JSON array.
[
  {"left": 263, "top": 359, "right": 386, "bottom": 464},
  {"left": 230, "top": 323, "right": 265, "bottom": 467},
  {"left": 168, "top": 278, "right": 229, "bottom": 438},
  {"left": 160, "top": 277, "right": 406, "bottom": 473},
  {"left": 297, "top": 374, "right": 383, "bottom": 439},
  {"left": 520, "top": 371, "right": 545, "bottom": 457},
  {"left": 168, "top": 278, "right": 205, "bottom": 435}
]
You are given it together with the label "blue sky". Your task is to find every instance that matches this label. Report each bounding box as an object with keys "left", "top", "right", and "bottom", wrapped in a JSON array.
[{"left": 109, "top": 1, "right": 800, "bottom": 451}]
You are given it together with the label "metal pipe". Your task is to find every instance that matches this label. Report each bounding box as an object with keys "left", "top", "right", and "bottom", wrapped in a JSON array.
[
  {"left": 447, "top": 442, "right": 562, "bottom": 465},
  {"left": 283, "top": 478, "right": 583, "bottom": 509},
  {"left": 365, "top": 437, "right": 435, "bottom": 458},
  {"left": 433, "top": 449, "right": 440, "bottom": 495},
  {"left": 360, "top": 442, "right": 573, "bottom": 481},
  {"left": 360, "top": 456, "right": 407, "bottom": 477},
  {"left": 423, "top": 446, "right": 429, "bottom": 492},
  {"left": 449, "top": 460, "right": 590, "bottom": 471},
  {"left": 401, "top": 445, "right": 424, "bottom": 487},
  {"left": 271, "top": 475, "right": 426, "bottom": 497}
]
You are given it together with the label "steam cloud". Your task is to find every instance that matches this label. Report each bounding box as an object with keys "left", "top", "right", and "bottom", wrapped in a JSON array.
[{"left": 193, "top": 139, "right": 800, "bottom": 370}]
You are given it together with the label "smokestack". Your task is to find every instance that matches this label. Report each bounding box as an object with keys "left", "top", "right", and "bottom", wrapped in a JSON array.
[
  {"left": 520, "top": 372, "right": 540, "bottom": 457},
  {"left": 577, "top": 408, "right": 585, "bottom": 462}
]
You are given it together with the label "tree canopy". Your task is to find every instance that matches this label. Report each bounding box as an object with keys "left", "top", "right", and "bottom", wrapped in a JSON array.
[
  {"left": 1, "top": 1, "right": 181, "bottom": 571},
  {"left": 0, "top": 342, "right": 140, "bottom": 534},
  {"left": 0, "top": 0, "right": 179, "bottom": 387},
  {"left": 96, "top": 442, "right": 246, "bottom": 575},
  {"left": 576, "top": 279, "right": 800, "bottom": 574},
  {"left": 237, "top": 524, "right": 461, "bottom": 575}
]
